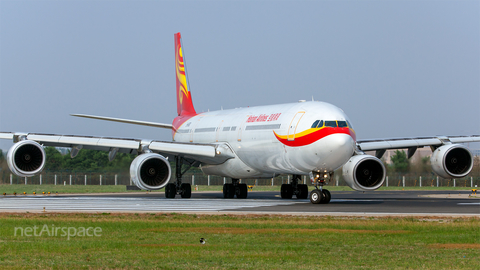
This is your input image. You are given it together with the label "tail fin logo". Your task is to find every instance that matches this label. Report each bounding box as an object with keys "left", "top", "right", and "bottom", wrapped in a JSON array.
[
  {"left": 176, "top": 45, "right": 188, "bottom": 104},
  {"left": 175, "top": 33, "right": 196, "bottom": 116}
]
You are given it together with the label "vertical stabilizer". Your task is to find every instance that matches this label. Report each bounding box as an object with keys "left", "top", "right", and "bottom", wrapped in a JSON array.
[{"left": 175, "top": 32, "right": 197, "bottom": 116}]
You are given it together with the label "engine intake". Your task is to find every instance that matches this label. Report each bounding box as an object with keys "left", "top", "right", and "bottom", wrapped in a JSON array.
[
  {"left": 7, "top": 140, "right": 46, "bottom": 177},
  {"left": 431, "top": 144, "right": 473, "bottom": 179},
  {"left": 342, "top": 155, "right": 386, "bottom": 191},
  {"left": 130, "top": 153, "right": 171, "bottom": 190}
]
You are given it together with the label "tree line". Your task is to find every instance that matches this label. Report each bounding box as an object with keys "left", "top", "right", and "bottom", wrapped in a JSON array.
[
  {"left": 386, "top": 149, "right": 479, "bottom": 176},
  {"left": 0, "top": 147, "right": 137, "bottom": 173},
  {"left": 0, "top": 147, "right": 478, "bottom": 176},
  {"left": 43, "top": 147, "right": 137, "bottom": 172}
]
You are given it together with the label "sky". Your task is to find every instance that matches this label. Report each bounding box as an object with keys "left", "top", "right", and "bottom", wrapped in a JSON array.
[{"left": 1, "top": 0, "right": 479, "bottom": 151}]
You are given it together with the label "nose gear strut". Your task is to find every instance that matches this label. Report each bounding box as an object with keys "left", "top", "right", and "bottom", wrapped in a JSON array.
[{"left": 308, "top": 171, "right": 332, "bottom": 204}]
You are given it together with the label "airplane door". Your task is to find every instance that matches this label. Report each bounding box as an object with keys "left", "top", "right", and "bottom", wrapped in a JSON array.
[
  {"left": 287, "top": 112, "right": 305, "bottom": 141},
  {"left": 215, "top": 120, "right": 224, "bottom": 142},
  {"left": 237, "top": 116, "right": 249, "bottom": 142},
  {"left": 189, "top": 116, "right": 203, "bottom": 142}
]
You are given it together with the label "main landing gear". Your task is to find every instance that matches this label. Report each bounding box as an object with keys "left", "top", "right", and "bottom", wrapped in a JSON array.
[
  {"left": 280, "top": 174, "right": 309, "bottom": 199},
  {"left": 223, "top": 178, "right": 248, "bottom": 199},
  {"left": 165, "top": 156, "right": 193, "bottom": 199},
  {"left": 309, "top": 171, "right": 332, "bottom": 204}
]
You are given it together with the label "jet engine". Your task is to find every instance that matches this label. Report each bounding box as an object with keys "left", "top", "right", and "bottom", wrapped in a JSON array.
[
  {"left": 342, "top": 155, "right": 386, "bottom": 191},
  {"left": 7, "top": 140, "right": 46, "bottom": 177},
  {"left": 431, "top": 144, "right": 473, "bottom": 179},
  {"left": 130, "top": 153, "right": 171, "bottom": 190}
]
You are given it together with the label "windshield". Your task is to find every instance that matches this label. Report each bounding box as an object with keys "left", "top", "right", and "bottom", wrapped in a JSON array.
[
  {"left": 324, "top": 121, "right": 337, "bottom": 128},
  {"left": 337, "top": 121, "right": 348, "bottom": 128}
]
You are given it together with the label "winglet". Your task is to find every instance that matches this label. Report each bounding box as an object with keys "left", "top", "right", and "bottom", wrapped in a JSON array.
[{"left": 175, "top": 32, "right": 197, "bottom": 116}]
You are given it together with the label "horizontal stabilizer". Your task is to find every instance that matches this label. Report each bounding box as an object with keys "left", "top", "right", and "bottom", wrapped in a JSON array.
[{"left": 71, "top": 114, "right": 173, "bottom": 129}]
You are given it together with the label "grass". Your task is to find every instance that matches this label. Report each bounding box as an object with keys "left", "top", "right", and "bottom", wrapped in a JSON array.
[
  {"left": 0, "top": 184, "right": 478, "bottom": 195},
  {"left": 0, "top": 213, "right": 478, "bottom": 269}
]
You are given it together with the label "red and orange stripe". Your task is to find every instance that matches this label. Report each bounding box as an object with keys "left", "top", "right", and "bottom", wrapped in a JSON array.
[{"left": 274, "top": 127, "right": 356, "bottom": 147}]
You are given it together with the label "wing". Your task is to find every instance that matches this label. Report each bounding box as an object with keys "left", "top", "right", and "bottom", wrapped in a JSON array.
[
  {"left": 357, "top": 135, "right": 480, "bottom": 159},
  {"left": 70, "top": 114, "right": 173, "bottom": 129},
  {"left": 0, "top": 132, "right": 234, "bottom": 165}
]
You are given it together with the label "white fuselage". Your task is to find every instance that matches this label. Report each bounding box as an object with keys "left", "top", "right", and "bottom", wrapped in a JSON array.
[{"left": 173, "top": 101, "right": 356, "bottom": 179}]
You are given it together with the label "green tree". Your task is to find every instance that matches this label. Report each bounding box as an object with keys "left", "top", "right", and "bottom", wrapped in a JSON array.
[
  {"left": 54, "top": 147, "right": 136, "bottom": 172},
  {"left": 390, "top": 150, "right": 409, "bottom": 172},
  {"left": 44, "top": 147, "right": 65, "bottom": 171},
  {"left": 410, "top": 155, "right": 431, "bottom": 174}
]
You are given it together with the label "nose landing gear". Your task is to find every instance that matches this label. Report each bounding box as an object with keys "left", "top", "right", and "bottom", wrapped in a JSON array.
[{"left": 309, "top": 171, "right": 332, "bottom": 204}]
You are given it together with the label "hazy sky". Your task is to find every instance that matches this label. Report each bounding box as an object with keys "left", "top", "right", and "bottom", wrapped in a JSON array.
[{"left": 1, "top": 0, "right": 479, "bottom": 151}]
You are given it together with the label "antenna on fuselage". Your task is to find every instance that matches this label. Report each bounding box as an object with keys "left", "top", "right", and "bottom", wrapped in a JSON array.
[{"left": 311, "top": 96, "right": 314, "bottom": 101}]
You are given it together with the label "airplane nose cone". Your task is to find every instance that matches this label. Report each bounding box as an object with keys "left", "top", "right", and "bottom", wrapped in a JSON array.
[
  {"left": 332, "top": 133, "right": 356, "bottom": 153},
  {"left": 320, "top": 134, "right": 356, "bottom": 170}
]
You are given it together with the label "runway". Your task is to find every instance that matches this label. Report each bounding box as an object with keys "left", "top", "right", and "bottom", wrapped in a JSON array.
[{"left": 0, "top": 191, "right": 478, "bottom": 216}]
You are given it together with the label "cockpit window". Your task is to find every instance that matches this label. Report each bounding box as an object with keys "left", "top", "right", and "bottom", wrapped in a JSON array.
[
  {"left": 337, "top": 121, "right": 348, "bottom": 128},
  {"left": 347, "top": 120, "right": 354, "bottom": 129},
  {"left": 325, "top": 121, "right": 337, "bottom": 127},
  {"left": 311, "top": 120, "right": 324, "bottom": 128}
]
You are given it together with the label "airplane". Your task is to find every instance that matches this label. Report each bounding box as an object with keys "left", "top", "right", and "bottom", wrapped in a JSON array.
[{"left": 1, "top": 32, "right": 479, "bottom": 204}]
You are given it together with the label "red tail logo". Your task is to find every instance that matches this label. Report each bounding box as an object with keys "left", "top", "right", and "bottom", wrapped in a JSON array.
[{"left": 175, "top": 32, "right": 196, "bottom": 116}]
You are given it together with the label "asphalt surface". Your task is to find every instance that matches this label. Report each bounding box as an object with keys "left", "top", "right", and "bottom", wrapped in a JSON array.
[{"left": 0, "top": 190, "right": 478, "bottom": 216}]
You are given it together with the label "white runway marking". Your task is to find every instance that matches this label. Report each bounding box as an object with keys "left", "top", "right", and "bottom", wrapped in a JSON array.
[
  {"left": 0, "top": 196, "right": 299, "bottom": 212},
  {"left": 457, "top": 202, "right": 480, "bottom": 205}
]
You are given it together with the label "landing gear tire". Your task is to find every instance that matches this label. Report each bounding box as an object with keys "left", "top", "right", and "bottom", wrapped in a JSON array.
[
  {"left": 223, "top": 183, "right": 235, "bottom": 198},
  {"left": 281, "top": 184, "right": 293, "bottom": 199},
  {"left": 237, "top": 183, "right": 248, "bottom": 199},
  {"left": 165, "top": 183, "right": 176, "bottom": 198},
  {"left": 309, "top": 189, "right": 323, "bottom": 204},
  {"left": 181, "top": 183, "right": 191, "bottom": 198},
  {"left": 296, "top": 184, "right": 308, "bottom": 199},
  {"left": 320, "top": 189, "right": 331, "bottom": 204}
]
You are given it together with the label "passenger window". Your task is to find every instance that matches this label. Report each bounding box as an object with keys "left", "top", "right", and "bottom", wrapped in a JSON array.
[
  {"left": 311, "top": 120, "right": 320, "bottom": 129},
  {"left": 316, "top": 120, "right": 324, "bottom": 128},
  {"left": 325, "top": 121, "right": 337, "bottom": 127},
  {"left": 337, "top": 121, "right": 348, "bottom": 128}
]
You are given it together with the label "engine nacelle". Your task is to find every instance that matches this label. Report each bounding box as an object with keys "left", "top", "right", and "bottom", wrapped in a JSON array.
[
  {"left": 7, "top": 140, "right": 46, "bottom": 177},
  {"left": 342, "top": 155, "right": 386, "bottom": 191},
  {"left": 130, "top": 153, "right": 171, "bottom": 190},
  {"left": 431, "top": 144, "right": 473, "bottom": 179}
]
